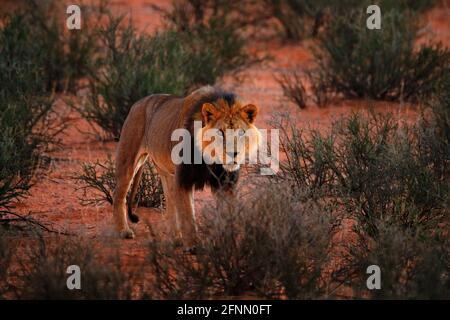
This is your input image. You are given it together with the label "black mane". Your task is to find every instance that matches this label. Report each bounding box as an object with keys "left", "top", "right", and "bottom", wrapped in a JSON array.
[
  {"left": 176, "top": 88, "right": 239, "bottom": 191},
  {"left": 182, "top": 88, "right": 236, "bottom": 131}
]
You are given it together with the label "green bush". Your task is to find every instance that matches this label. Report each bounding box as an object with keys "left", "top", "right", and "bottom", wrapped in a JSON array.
[
  {"left": 0, "top": 8, "right": 63, "bottom": 225},
  {"left": 277, "top": 106, "right": 449, "bottom": 237},
  {"left": 0, "top": 14, "right": 47, "bottom": 100},
  {"left": 148, "top": 182, "right": 335, "bottom": 299},
  {"left": 0, "top": 105, "right": 41, "bottom": 216},
  {"left": 278, "top": 72, "right": 308, "bottom": 109},
  {"left": 416, "top": 92, "right": 450, "bottom": 181},
  {"left": 163, "top": 0, "right": 252, "bottom": 73},
  {"left": 4, "top": 234, "right": 145, "bottom": 299},
  {"left": 311, "top": 10, "right": 449, "bottom": 103},
  {"left": 266, "top": 0, "right": 436, "bottom": 40},
  {"left": 80, "top": 5, "right": 253, "bottom": 139},
  {"left": 0, "top": 0, "right": 101, "bottom": 220},
  {"left": 277, "top": 97, "right": 448, "bottom": 298},
  {"left": 376, "top": 0, "right": 436, "bottom": 13},
  {"left": 1, "top": 0, "right": 99, "bottom": 93},
  {"left": 264, "top": 0, "right": 335, "bottom": 40},
  {"left": 278, "top": 3, "right": 447, "bottom": 107},
  {"left": 73, "top": 157, "right": 164, "bottom": 209},
  {"left": 0, "top": 228, "right": 17, "bottom": 297},
  {"left": 80, "top": 17, "right": 197, "bottom": 138},
  {"left": 348, "top": 221, "right": 449, "bottom": 299}
]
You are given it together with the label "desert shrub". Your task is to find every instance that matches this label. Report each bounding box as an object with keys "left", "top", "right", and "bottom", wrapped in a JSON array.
[
  {"left": 8, "top": 234, "right": 144, "bottom": 299},
  {"left": 1, "top": 0, "right": 100, "bottom": 93},
  {"left": 163, "top": 0, "right": 254, "bottom": 72},
  {"left": 80, "top": 19, "right": 196, "bottom": 138},
  {"left": 73, "top": 157, "right": 164, "bottom": 209},
  {"left": 279, "top": 69, "right": 335, "bottom": 108},
  {"left": 0, "top": 228, "right": 17, "bottom": 298},
  {"left": 159, "top": 0, "right": 436, "bottom": 43},
  {"left": 0, "top": 9, "right": 64, "bottom": 226},
  {"left": 80, "top": 6, "right": 253, "bottom": 139},
  {"left": 276, "top": 116, "right": 335, "bottom": 199},
  {"left": 0, "top": 101, "right": 46, "bottom": 218},
  {"left": 279, "top": 4, "right": 447, "bottom": 107},
  {"left": 375, "top": 0, "right": 436, "bottom": 13},
  {"left": 266, "top": 0, "right": 436, "bottom": 40},
  {"left": 277, "top": 108, "right": 449, "bottom": 237},
  {"left": 348, "top": 221, "right": 449, "bottom": 299},
  {"left": 0, "top": 0, "right": 100, "bottom": 224},
  {"left": 0, "top": 13, "right": 49, "bottom": 100},
  {"left": 277, "top": 102, "right": 449, "bottom": 298},
  {"left": 310, "top": 10, "right": 449, "bottom": 103},
  {"left": 148, "top": 182, "right": 336, "bottom": 299},
  {"left": 263, "top": 0, "right": 334, "bottom": 40},
  {"left": 416, "top": 92, "right": 450, "bottom": 181},
  {"left": 0, "top": 106, "right": 41, "bottom": 217},
  {"left": 278, "top": 72, "right": 308, "bottom": 109}
]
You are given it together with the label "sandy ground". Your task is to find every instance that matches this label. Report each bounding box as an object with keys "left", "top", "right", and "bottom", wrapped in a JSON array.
[{"left": 6, "top": 0, "right": 450, "bottom": 297}]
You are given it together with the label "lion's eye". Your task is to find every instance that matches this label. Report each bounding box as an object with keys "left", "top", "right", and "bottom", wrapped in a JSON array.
[
  {"left": 217, "top": 130, "right": 224, "bottom": 137},
  {"left": 237, "top": 129, "right": 245, "bottom": 136}
]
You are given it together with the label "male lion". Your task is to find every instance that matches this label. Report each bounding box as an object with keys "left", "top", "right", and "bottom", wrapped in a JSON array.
[{"left": 113, "top": 86, "right": 261, "bottom": 246}]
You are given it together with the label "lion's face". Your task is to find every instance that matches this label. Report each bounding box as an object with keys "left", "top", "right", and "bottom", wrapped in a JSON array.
[{"left": 194, "top": 98, "right": 261, "bottom": 172}]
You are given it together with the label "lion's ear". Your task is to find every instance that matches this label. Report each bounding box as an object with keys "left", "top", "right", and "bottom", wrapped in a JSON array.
[
  {"left": 201, "top": 103, "right": 221, "bottom": 124},
  {"left": 240, "top": 104, "right": 258, "bottom": 124}
]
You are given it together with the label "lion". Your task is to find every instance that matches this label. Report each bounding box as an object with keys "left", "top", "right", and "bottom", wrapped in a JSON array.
[{"left": 112, "top": 86, "right": 261, "bottom": 246}]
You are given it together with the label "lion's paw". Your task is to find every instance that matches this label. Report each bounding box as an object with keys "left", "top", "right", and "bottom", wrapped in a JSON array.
[
  {"left": 183, "top": 246, "right": 197, "bottom": 255},
  {"left": 119, "top": 228, "right": 135, "bottom": 239}
]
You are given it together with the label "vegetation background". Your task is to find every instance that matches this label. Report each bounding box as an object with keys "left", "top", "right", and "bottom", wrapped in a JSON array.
[{"left": 0, "top": 0, "right": 448, "bottom": 299}]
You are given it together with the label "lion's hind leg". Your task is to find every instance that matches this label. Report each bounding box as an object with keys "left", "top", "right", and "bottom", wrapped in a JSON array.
[
  {"left": 127, "top": 156, "right": 148, "bottom": 224},
  {"left": 113, "top": 150, "right": 147, "bottom": 239}
]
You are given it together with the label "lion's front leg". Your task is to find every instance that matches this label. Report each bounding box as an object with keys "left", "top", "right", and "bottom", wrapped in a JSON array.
[
  {"left": 174, "top": 186, "right": 198, "bottom": 248},
  {"left": 160, "top": 173, "right": 181, "bottom": 240}
]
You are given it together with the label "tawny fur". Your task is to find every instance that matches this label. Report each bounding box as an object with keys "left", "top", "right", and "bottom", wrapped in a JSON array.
[{"left": 113, "top": 86, "right": 260, "bottom": 245}]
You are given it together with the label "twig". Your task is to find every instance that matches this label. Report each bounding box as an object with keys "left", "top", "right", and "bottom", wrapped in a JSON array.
[{"left": 1, "top": 211, "right": 74, "bottom": 236}]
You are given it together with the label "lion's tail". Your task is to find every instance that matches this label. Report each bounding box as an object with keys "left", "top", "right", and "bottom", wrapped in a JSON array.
[{"left": 127, "top": 165, "right": 145, "bottom": 223}]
